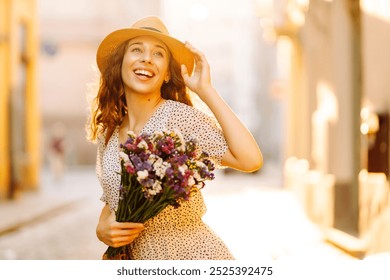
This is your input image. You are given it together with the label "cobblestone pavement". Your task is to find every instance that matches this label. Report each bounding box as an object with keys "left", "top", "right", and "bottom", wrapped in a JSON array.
[
  {"left": 0, "top": 165, "right": 355, "bottom": 260},
  {"left": 0, "top": 167, "right": 107, "bottom": 260}
]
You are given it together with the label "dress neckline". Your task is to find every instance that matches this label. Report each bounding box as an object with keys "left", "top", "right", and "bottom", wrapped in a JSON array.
[
  {"left": 139, "top": 99, "right": 167, "bottom": 134},
  {"left": 115, "top": 99, "right": 168, "bottom": 146}
]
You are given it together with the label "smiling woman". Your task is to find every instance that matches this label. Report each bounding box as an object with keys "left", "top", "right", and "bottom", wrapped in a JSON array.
[{"left": 87, "top": 16, "right": 263, "bottom": 260}]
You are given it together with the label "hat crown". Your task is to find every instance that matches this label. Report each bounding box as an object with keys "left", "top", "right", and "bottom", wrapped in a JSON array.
[{"left": 131, "top": 16, "right": 169, "bottom": 36}]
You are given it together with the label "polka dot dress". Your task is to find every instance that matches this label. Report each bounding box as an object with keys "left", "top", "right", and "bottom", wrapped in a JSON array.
[{"left": 96, "top": 100, "right": 234, "bottom": 260}]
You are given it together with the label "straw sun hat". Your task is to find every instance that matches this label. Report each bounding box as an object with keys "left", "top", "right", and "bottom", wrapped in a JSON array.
[{"left": 96, "top": 16, "right": 194, "bottom": 75}]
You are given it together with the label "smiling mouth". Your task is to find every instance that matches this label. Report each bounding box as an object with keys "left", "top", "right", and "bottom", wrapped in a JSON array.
[{"left": 134, "top": 69, "right": 155, "bottom": 78}]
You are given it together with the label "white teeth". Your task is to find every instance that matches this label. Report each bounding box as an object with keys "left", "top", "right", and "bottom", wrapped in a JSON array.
[{"left": 135, "top": 69, "right": 154, "bottom": 77}]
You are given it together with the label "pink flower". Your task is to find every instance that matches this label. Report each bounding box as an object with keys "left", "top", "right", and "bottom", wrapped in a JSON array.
[{"left": 124, "top": 161, "right": 135, "bottom": 174}]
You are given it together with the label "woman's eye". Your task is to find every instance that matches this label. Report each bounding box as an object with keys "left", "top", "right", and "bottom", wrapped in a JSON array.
[
  {"left": 131, "top": 47, "right": 142, "bottom": 53},
  {"left": 154, "top": 51, "right": 164, "bottom": 57}
]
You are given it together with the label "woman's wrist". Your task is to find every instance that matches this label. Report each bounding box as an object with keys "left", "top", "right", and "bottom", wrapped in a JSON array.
[{"left": 196, "top": 85, "right": 219, "bottom": 104}]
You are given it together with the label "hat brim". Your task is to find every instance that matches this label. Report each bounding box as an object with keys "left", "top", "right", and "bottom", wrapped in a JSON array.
[{"left": 96, "top": 28, "right": 194, "bottom": 75}]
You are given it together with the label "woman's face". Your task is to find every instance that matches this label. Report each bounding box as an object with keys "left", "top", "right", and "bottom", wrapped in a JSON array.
[{"left": 121, "top": 35, "right": 170, "bottom": 97}]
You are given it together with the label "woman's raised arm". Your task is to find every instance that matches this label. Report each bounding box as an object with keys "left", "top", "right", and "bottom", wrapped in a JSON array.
[{"left": 181, "top": 42, "right": 263, "bottom": 172}]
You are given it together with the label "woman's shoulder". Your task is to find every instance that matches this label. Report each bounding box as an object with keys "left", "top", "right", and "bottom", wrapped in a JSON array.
[
  {"left": 165, "top": 99, "right": 192, "bottom": 109},
  {"left": 165, "top": 99, "right": 205, "bottom": 117},
  {"left": 164, "top": 99, "right": 221, "bottom": 135},
  {"left": 96, "top": 127, "right": 119, "bottom": 148}
]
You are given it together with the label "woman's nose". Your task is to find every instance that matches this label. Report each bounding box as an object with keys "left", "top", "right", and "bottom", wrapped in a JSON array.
[{"left": 140, "top": 51, "right": 152, "bottom": 63}]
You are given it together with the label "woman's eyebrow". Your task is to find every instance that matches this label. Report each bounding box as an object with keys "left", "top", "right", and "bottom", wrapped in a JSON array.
[{"left": 129, "top": 41, "right": 167, "bottom": 52}]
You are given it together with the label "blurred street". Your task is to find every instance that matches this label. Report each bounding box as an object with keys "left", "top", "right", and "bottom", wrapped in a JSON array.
[
  {"left": 0, "top": 164, "right": 355, "bottom": 261},
  {"left": 2, "top": 4, "right": 390, "bottom": 280}
]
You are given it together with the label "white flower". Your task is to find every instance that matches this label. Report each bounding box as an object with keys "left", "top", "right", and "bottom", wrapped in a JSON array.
[
  {"left": 137, "top": 140, "right": 148, "bottom": 149},
  {"left": 152, "top": 180, "right": 162, "bottom": 193},
  {"left": 188, "top": 176, "right": 195, "bottom": 186},
  {"left": 154, "top": 159, "right": 170, "bottom": 179},
  {"left": 173, "top": 129, "right": 186, "bottom": 150},
  {"left": 152, "top": 131, "right": 164, "bottom": 138},
  {"left": 154, "top": 157, "right": 163, "bottom": 167},
  {"left": 151, "top": 131, "right": 163, "bottom": 143},
  {"left": 137, "top": 170, "right": 149, "bottom": 180},
  {"left": 145, "top": 181, "right": 162, "bottom": 197},
  {"left": 147, "top": 154, "right": 158, "bottom": 165},
  {"left": 127, "top": 131, "right": 136, "bottom": 138},
  {"left": 119, "top": 151, "right": 130, "bottom": 162},
  {"left": 178, "top": 165, "right": 188, "bottom": 175},
  {"left": 144, "top": 186, "right": 157, "bottom": 197},
  {"left": 193, "top": 170, "right": 201, "bottom": 181}
]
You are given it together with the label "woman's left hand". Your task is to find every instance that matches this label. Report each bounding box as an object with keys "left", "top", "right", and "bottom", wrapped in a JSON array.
[{"left": 181, "top": 42, "right": 214, "bottom": 100}]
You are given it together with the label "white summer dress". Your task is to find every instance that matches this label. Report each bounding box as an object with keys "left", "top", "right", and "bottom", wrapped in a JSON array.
[{"left": 96, "top": 99, "right": 234, "bottom": 260}]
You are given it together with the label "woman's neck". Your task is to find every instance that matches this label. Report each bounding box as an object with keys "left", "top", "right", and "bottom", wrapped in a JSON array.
[
  {"left": 126, "top": 94, "right": 163, "bottom": 115},
  {"left": 123, "top": 93, "right": 164, "bottom": 135}
]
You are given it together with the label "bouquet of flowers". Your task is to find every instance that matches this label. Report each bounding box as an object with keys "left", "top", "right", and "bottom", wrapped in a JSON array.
[{"left": 105, "top": 129, "right": 215, "bottom": 258}]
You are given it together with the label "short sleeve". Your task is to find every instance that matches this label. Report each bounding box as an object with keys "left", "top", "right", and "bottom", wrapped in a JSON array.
[
  {"left": 167, "top": 101, "right": 228, "bottom": 168},
  {"left": 96, "top": 134, "right": 107, "bottom": 203}
]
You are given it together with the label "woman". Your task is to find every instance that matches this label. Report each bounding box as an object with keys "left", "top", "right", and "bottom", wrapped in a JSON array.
[{"left": 88, "top": 16, "right": 263, "bottom": 260}]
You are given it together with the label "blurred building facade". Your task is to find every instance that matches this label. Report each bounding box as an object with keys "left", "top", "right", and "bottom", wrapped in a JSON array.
[
  {"left": 38, "top": 0, "right": 162, "bottom": 167},
  {"left": 0, "top": 0, "right": 40, "bottom": 200},
  {"left": 273, "top": 0, "right": 390, "bottom": 256}
]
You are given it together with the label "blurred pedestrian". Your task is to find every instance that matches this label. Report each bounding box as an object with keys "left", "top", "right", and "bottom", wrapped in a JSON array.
[
  {"left": 48, "top": 122, "right": 66, "bottom": 181},
  {"left": 87, "top": 16, "right": 263, "bottom": 260}
]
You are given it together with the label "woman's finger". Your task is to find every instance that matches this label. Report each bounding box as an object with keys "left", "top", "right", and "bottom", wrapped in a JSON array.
[
  {"left": 110, "top": 233, "right": 140, "bottom": 248},
  {"left": 119, "top": 222, "right": 144, "bottom": 229},
  {"left": 181, "top": 64, "right": 189, "bottom": 79},
  {"left": 114, "top": 232, "right": 140, "bottom": 242},
  {"left": 111, "top": 227, "right": 144, "bottom": 237},
  {"left": 185, "top": 41, "right": 205, "bottom": 61},
  {"left": 111, "top": 221, "right": 143, "bottom": 231}
]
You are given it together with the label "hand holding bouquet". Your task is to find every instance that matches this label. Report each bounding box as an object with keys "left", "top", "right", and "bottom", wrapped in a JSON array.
[{"left": 105, "top": 129, "right": 215, "bottom": 258}]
